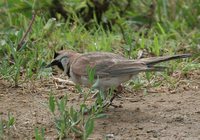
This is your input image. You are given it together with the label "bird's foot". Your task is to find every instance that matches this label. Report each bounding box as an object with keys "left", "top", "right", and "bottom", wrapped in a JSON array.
[{"left": 103, "top": 101, "right": 122, "bottom": 108}]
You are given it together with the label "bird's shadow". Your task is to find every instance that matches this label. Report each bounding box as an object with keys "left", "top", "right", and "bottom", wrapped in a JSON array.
[{"left": 101, "top": 106, "right": 155, "bottom": 124}]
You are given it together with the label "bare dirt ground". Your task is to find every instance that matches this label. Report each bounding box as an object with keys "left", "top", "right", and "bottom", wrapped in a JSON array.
[{"left": 0, "top": 70, "right": 200, "bottom": 140}]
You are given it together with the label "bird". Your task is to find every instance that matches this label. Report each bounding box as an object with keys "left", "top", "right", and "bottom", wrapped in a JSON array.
[{"left": 46, "top": 50, "right": 191, "bottom": 105}]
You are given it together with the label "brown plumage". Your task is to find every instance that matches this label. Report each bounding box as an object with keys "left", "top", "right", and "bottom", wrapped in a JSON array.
[{"left": 46, "top": 50, "right": 191, "bottom": 91}]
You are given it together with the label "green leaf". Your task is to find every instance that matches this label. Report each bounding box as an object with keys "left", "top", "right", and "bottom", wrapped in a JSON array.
[
  {"left": 153, "top": 35, "right": 160, "bottom": 56},
  {"left": 145, "top": 72, "right": 151, "bottom": 82},
  {"left": 71, "top": 126, "right": 83, "bottom": 135},
  {"left": 75, "top": 1, "right": 87, "bottom": 11},
  {"left": 43, "top": 18, "right": 56, "bottom": 35},
  {"left": 34, "top": 128, "right": 40, "bottom": 140},
  {"left": 75, "top": 84, "right": 83, "bottom": 93},
  {"left": 58, "top": 96, "right": 67, "bottom": 112},
  {"left": 16, "top": 29, "right": 24, "bottom": 43},
  {"left": 86, "top": 66, "right": 96, "bottom": 84},
  {"left": 70, "top": 107, "right": 79, "bottom": 123},
  {"left": 8, "top": 117, "right": 15, "bottom": 127},
  {"left": 94, "top": 113, "right": 107, "bottom": 119},
  {"left": 84, "top": 118, "right": 94, "bottom": 139},
  {"left": 49, "top": 94, "right": 55, "bottom": 114},
  {"left": 34, "top": 127, "right": 45, "bottom": 140},
  {"left": 157, "top": 23, "right": 166, "bottom": 35},
  {"left": 80, "top": 104, "right": 87, "bottom": 114}
]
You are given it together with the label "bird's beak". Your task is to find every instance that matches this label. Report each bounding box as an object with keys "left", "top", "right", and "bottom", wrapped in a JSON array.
[{"left": 45, "top": 60, "right": 57, "bottom": 68}]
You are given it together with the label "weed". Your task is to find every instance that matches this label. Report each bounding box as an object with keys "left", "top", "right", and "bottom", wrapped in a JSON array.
[
  {"left": 0, "top": 113, "right": 15, "bottom": 139},
  {"left": 48, "top": 93, "right": 106, "bottom": 140},
  {"left": 34, "top": 127, "right": 45, "bottom": 140}
]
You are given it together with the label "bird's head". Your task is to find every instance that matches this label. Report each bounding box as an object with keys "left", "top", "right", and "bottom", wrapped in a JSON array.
[{"left": 46, "top": 50, "right": 80, "bottom": 77}]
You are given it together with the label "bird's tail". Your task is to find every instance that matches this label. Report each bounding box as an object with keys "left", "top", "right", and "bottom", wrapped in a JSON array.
[
  {"left": 138, "top": 54, "right": 191, "bottom": 66},
  {"left": 109, "top": 54, "right": 191, "bottom": 76}
]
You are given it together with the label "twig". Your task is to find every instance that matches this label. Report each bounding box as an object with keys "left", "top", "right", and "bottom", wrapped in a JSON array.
[
  {"left": 52, "top": 76, "right": 75, "bottom": 86},
  {"left": 17, "top": 11, "right": 36, "bottom": 51}
]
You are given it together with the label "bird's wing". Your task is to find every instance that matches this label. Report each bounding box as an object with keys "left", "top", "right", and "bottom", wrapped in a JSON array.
[
  {"left": 103, "top": 61, "right": 165, "bottom": 76},
  {"left": 71, "top": 52, "right": 123, "bottom": 77},
  {"left": 71, "top": 53, "right": 164, "bottom": 78}
]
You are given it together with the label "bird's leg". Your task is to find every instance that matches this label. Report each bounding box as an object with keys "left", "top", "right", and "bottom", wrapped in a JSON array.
[
  {"left": 103, "top": 85, "right": 123, "bottom": 108},
  {"left": 112, "top": 85, "right": 123, "bottom": 101}
]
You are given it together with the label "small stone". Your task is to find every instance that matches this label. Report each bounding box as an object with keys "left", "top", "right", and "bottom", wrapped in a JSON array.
[
  {"left": 106, "top": 133, "right": 114, "bottom": 138},
  {"left": 177, "top": 101, "right": 181, "bottom": 104},
  {"left": 174, "top": 116, "right": 184, "bottom": 122}
]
